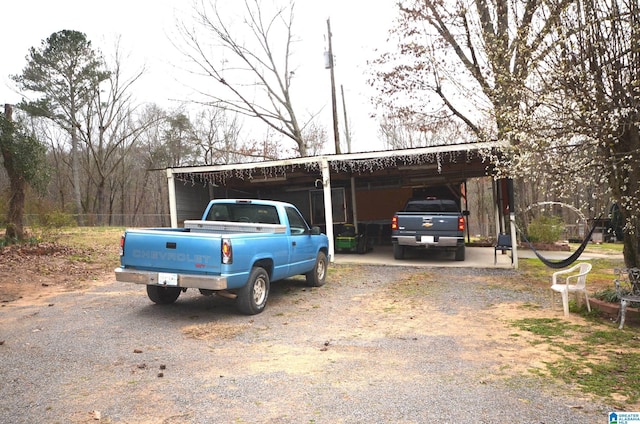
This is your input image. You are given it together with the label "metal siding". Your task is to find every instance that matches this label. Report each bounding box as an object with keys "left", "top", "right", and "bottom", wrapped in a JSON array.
[{"left": 175, "top": 182, "right": 211, "bottom": 225}]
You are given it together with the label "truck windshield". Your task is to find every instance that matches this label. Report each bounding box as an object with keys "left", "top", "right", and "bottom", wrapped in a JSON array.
[{"left": 207, "top": 204, "right": 280, "bottom": 224}]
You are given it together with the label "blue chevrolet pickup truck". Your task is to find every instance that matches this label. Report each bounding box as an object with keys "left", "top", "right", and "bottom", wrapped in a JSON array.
[{"left": 115, "top": 199, "right": 329, "bottom": 315}]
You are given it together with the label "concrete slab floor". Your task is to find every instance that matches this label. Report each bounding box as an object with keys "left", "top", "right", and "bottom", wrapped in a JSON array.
[{"left": 331, "top": 245, "right": 622, "bottom": 269}]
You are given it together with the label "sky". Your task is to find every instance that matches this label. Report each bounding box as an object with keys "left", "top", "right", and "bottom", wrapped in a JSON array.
[{"left": 0, "top": 0, "right": 398, "bottom": 153}]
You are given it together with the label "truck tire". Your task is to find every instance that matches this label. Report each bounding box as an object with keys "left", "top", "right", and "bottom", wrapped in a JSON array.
[
  {"left": 305, "top": 251, "right": 327, "bottom": 287},
  {"left": 455, "top": 245, "right": 465, "bottom": 261},
  {"left": 393, "top": 243, "right": 405, "bottom": 260},
  {"left": 237, "top": 267, "right": 270, "bottom": 315},
  {"left": 146, "top": 285, "right": 181, "bottom": 304}
]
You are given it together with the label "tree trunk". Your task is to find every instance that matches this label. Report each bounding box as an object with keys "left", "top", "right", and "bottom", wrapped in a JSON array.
[
  {"left": 6, "top": 177, "right": 26, "bottom": 241},
  {"left": 96, "top": 179, "right": 107, "bottom": 226},
  {"left": 608, "top": 127, "right": 640, "bottom": 268},
  {"left": 71, "top": 126, "right": 84, "bottom": 225},
  {"left": 1, "top": 104, "right": 26, "bottom": 242}
]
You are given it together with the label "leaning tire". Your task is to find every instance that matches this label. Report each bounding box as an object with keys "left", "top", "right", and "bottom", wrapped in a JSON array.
[
  {"left": 146, "top": 285, "right": 181, "bottom": 304},
  {"left": 393, "top": 243, "right": 405, "bottom": 260},
  {"left": 237, "top": 267, "right": 270, "bottom": 315},
  {"left": 455, "top": 245, "right": 465, "bottom": 261},
  {"left": 306, "top": 251, "right": 328, "bottom": 287}
]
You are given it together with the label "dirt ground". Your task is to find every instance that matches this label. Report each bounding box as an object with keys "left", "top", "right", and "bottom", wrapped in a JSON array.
[
  {"left": 1, "top": 240, "right": 638, "bottom": 422},
  {"left": 0, "top": 241, "right": 608, "bottom": 380},
  {"left": 0, "top": 242, "right": 116, "bottom": 305}
]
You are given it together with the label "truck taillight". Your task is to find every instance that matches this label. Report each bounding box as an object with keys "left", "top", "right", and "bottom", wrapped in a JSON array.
[
  {"left": 119, "top": 234, "right": 125, "bottom": 256},
  {"left": 222, "top": 238, "right": 232, "bottom": 264},
  {"left": 458, "top": 217, "right": 465, "bottom": 231},
  {"left": 391, "top": 216, "right": 398, "bottom": 230}
]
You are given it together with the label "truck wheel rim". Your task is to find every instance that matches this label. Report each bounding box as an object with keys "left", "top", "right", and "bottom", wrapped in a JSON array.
[
  {"left": 254, "top": 277, "right": 267, "bottom": 305},
  {"left": 317, "top": 260, "right": 326, "bottom": 280}
]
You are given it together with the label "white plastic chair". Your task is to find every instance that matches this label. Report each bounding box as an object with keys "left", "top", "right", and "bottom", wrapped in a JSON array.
[{"left": 550, "top": 262, "right": 592, "bottom": 316}]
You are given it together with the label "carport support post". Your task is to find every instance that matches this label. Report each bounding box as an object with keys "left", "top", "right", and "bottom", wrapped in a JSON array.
[
  {"left": 493, "top": 179, "right": 500, "bottom": 236},
  {"left": 510, "top": 213, "right": 518, "bottom": 268},
  {"left": 167, "top": 169, "right": 178, "bottom": 228},
  {"left": 507, "top": 179, "right": 518, "bottom": 268},
  {"left": 321, "top": 158, "right": 335, "bottom": 262},
  {"left": 350, "top": 177, "right": 358, "bottom": 233}
]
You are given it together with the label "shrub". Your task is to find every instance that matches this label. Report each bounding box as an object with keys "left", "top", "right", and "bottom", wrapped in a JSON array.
[
  {"left": 40, "top": 211, "right": 77, "bottom": 228},
  {"left": 593, "top": 288, "right": 619, "bottom": 303},
  {"left": 527, "top": 215, "right": 564, "bottom": 243},
  {"left": 593, "top": 287, "right": 640, "bottom": 308}
]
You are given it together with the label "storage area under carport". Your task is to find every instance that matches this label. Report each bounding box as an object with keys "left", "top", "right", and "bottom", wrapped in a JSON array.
[{"left": 163, "top": 141, "right": 517, "bottom": 265}]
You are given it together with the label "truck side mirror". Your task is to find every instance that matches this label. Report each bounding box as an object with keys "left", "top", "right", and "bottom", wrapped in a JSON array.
[{"left": 310, "top": 226, "right": 321, "bottom": 235}]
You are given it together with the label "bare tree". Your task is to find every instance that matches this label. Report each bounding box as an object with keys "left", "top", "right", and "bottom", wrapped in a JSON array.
[
  {"left": 78, "top": 45, "right": 160, "bottom": 225},
  {"left": 372, "top": 0, "right": 640, "bottom": 266},
  {"left": 176, "top": 0, "right": 315, "bottom": 156},
  {"left": 301, "top": 121, "right": 328, "bottom": 157},
  {"left": 372, "top": 0, "right": 572, "bottom": 145},
  {"left": 377, "top": 113, "right": 473, "bottom": 149},
  {"left": 191, "top": 107, "right": 244, "bottom": 165},
  {"left": 370, "top": 0, "right": 584, "bottom": 233},
  {"left": 119, "top": 104, "right": 170, "bottom": 226}
]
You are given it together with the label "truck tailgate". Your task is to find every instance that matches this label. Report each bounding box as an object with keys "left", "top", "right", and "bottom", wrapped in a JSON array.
[
  {"left": 122, "top": 229, "right": 222, "bottom": 274},
  {"left": 396, "top": 213, "right": 461, "bottom": 234}
]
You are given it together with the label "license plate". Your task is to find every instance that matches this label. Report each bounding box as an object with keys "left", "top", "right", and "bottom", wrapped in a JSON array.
[
  {"left": 421, "top": 236, "right": 435, "bottom": 243},
  {"left": 157, "top": 272, "right": 178, "bottom": 286}
]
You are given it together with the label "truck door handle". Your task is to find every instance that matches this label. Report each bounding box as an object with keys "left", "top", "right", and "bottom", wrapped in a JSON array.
[
  {"left": 166, "top": 242, "right": 177, "bottom": 249},
  {"left": 292, "top": 241, "right": 297, "bottom": 246}
]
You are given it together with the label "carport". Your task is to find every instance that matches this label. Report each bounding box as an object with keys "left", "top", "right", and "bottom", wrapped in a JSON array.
[{"left": 164, "top": 141, "right": 518, "bottom": 266}]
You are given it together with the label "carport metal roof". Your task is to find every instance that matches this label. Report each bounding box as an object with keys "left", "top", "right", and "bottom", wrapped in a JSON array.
[{"left": 168, "top": 141, "right": 503, "bottom": 192}]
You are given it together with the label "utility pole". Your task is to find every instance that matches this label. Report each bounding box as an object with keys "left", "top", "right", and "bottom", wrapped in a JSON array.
[
  {"left": 340, "top": 85, "right": 351, "bottom": 153},
  {"left": 326, "top": 18, "right": 341, "bottom": 154}
]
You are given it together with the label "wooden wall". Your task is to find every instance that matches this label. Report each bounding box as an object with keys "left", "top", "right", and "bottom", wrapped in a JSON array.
[{"left": 355, "top": 187, "right": 412, "bottom": 221}]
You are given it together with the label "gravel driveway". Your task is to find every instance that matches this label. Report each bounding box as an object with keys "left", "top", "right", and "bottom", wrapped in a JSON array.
[{"left": 0, "top": 265, "right": 611, "bottom": 423}]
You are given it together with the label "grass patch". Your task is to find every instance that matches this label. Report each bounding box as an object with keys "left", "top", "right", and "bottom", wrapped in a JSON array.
[
  {"left": 512, "top": 318, "right": 580, "bottom": 338},
  {"left": 576, "top": 242, "right": 625, "bottom": 254},
  {"left": 582, "top": 329, "right": 638, "bottom": 345},
  {"left": 50, "top": 226, "right": 124, "bottom": 251},
  {"left": 517, "top": 257, "right": 624, "bottom": 294},
  {"left": 511, "top": 317, "right": 640, "bottom": 408},
  {"left": 549, "top": 354, "right": 640, "bottom": 404},
  {"left": 28, "top": 226, "right": 124, "bottom": 269}
]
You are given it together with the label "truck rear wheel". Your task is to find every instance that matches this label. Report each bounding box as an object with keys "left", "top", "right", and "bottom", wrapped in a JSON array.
[
  {"left": 237, "top": 267, "right": 270, "bottom": 315},
  {"left": 393, "top": 243, "right": 405, "bottom": 260},
  {"left": 305, "top": 251, "right": 327, "bottom": 287},
  {"left": 146, "top": 285, "right": 181, "bottom": 304}
]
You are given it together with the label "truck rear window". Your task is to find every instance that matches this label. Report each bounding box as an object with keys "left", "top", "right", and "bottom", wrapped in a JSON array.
[
  {"left": 404, "top": 200, "right": 460, "bottom": 213},
  {"left": 207, "top": 204, "right": 280, "bottom": 224}
]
